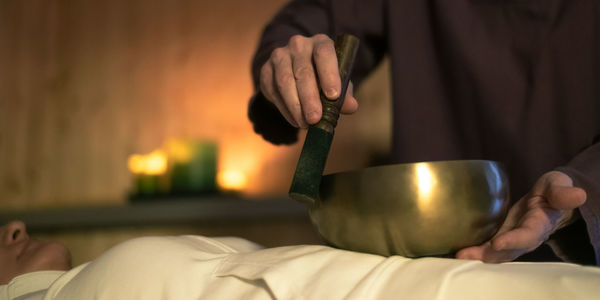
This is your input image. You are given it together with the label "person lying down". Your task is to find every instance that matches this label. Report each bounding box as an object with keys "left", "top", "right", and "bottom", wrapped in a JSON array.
[{"left": 1, "top": 221, "right": 599, "bottom": 300}]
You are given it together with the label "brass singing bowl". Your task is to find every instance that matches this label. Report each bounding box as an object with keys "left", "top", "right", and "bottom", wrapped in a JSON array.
[{"left": 310, "top": 160, "right": 510, "bottom": 257}]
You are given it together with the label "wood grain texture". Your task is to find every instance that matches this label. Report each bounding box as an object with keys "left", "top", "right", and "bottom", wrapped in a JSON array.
[{"left": 0, "top": 0, "right": 391, "bottom": 210}]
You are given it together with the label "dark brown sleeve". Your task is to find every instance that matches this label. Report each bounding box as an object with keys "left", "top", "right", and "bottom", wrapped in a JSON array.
[
  {"left": 554, "top": 141, "right": 600, "bottom": 265},
  {"left": 248, "top": 0, "right": 387, "bottom": 145}
]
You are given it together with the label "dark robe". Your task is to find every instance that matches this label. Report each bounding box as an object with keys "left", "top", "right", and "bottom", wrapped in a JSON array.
[{"left": 248, "top": 0, "right": 600, "bottom": 265}]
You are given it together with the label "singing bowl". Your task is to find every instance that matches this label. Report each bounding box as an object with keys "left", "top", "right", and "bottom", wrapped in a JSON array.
[{"left": 310, "top": 160, "right": 510, "bottom": 257}]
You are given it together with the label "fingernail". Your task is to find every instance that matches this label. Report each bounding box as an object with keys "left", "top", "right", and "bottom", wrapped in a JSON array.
[{"left": 325, "top": 88, "right": 338, "bottom": 99}]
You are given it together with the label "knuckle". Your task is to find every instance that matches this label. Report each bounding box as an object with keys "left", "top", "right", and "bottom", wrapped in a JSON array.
[
  {"left": 288, "top": 35, "right": 307, "bottom": 52},
  {"left": 270, "top": 47, "right": 287, "bottom": 63},
  {"left": 294, "top": 65, "right": 315, "bottom": 81},
  {"left": 312, "top": 33, "right": 331, "bottom": 42},
  {"left": 276, "top": 73, "right": 295, "bottom": 88}
]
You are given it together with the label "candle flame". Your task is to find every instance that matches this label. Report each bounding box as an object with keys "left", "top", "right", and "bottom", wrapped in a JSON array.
[
  {"left": 128, "top": 150, "right": 168, "bottom": 175},
  {"left": 128, "top": 154, "right": 146, "bottom": 174},
  {"left": 217, "top": 170, "right": 247, "bottom": 191}
]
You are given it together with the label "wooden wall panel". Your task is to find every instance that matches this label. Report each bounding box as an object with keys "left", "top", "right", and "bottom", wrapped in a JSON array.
[{"left": 0, "top": 0, "right": 391, "bottom": 210}]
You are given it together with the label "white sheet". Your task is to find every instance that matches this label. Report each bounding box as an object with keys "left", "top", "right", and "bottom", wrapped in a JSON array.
[{"left": 1, "top": 236, "right": 598, "bottom": 300}]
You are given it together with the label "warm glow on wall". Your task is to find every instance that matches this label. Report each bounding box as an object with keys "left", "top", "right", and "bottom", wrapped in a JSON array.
[
  {"left": 217, "top": 170, "right": 248, "bottom": 191},
  {"left": 165, "top": 139, "right": 193, "bottom": 163},
  {"left": 128, "top": 150, "right": 168, "bottom": 175},
  {"left": 217, "top": 137, "right": 265, "bottom": 194}
]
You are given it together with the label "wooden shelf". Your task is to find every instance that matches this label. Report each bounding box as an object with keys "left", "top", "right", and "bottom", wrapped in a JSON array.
[{"left": 0, "top": 196, "right": 309, "bottom": 232}]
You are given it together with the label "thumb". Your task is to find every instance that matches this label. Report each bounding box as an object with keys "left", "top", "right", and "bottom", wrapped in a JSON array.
[
  {"left": 546, "top": 185, "right": 586, "bottom": 210},
  {"left": 340, "top": 81, "right": 358, "bottom": 114}
]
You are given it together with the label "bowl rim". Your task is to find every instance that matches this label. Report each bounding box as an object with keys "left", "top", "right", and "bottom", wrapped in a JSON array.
[{"left": 322, "top": 159, "right": 505, "bottom": 178}]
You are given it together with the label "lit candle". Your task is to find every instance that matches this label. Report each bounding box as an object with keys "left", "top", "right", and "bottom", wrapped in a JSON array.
[
  {"left": 128, "top": 150, "right": 168, "bottom": 196},
  {"left": 167, "top": 139, "right": 217, "bottom": 195},
  {"left": 217, "top": 170, "right": 248, "bottom": 192}
]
